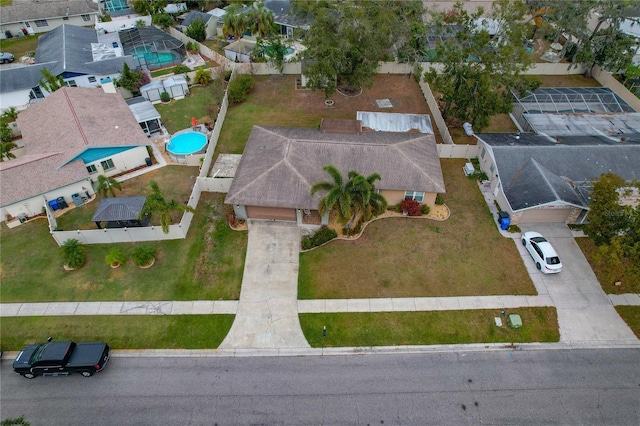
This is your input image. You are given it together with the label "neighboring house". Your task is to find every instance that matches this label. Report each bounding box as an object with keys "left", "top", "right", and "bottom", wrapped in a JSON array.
[
  {"left": 206, "top": 8, "right": 226, "bottom": 38},
  {"left": 225, "top": 125, "right": 445, "bottom": 224},
  {"left": 263, "top": 0, "right": 311, "bottom": 39},
  {"left": 178, "top": 10, "right": 216, "bottom": 40},
  {"left": 475, "top": 133, "right": 640, "bottom": 225},
  {"left": 0, "top": 24, "right": 135, "bottom": 109},
  {"left": 0, "top": 0, "right": 98, "bottom": 39},
  {"left": 0, "top": 87, "right": 151, "bottom": 223}
]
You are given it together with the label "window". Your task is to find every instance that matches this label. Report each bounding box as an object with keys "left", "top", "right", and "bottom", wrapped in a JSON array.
[
  {"left": 489, "top": 164, "right": 495, "bottom": 174},
  {"left": 63, "top": 16, "right": 69, "bottom": 21},
  {"left": 81, "top": 14, "right": 92, "bottom": 22},
  {"left": 101, "top": 159, "right": 115, "bottom": 171},
  {"left": 88, "top": 76, "right": 96, "bottom": 83},
  {"left": 66, "top": 80, "right": 77, "bottom": 87},
  {"left": 86, "top": 164, "right": 97, "bottom": 173},
  {"left": 404, "top": 191, "right": 424, "bottom": 202},
  {"left": 480, "top": 147, "right": 486, "bottom": 159},
  {"left": 34, "top": 20, "right": 48, "bottom": 27}
]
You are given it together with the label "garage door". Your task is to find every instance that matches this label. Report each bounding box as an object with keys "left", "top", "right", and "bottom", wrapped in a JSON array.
[
  {"left": 246, "top": 206, "right": 297, "bottom": 221},
  {"left": 519, "top": 208, "right": 572, "bottom": 223}
]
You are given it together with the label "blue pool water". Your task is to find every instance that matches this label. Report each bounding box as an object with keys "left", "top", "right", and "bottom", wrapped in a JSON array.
[
  {"left": 167, "top": 132, "right": 208, "bottom": 155},
  {"left": 131, "top": 46, "right": 179, "bottom": 69}
]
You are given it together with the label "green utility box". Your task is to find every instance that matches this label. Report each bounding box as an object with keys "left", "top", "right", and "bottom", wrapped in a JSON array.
[{"left": 508, "top": 314, "right": 523, "bottom": 329}]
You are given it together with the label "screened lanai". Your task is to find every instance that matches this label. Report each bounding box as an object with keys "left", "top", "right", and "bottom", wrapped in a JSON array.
[
  {"left": 119, "top": 27, "right": 186, "bottom": 70},
  {"left": 511, "top": 87, "right": 636, "bottom": 131}
]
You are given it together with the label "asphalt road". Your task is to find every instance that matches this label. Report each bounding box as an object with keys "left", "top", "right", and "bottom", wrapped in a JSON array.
[{"left": 1, "top": 348, "right": 639, "bottom": 425}]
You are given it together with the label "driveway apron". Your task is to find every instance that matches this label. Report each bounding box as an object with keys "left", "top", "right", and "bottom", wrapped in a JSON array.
[
  {"left": 518, "top": 224, "right": 637, "bottom": 343},
  {"left": 219, "top": 220, "right": 310, "bottom": 349}
]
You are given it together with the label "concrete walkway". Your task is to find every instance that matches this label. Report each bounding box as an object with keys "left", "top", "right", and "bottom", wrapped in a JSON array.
[{"left": 218, "top": 220, "right": 310, "bottom": 349}]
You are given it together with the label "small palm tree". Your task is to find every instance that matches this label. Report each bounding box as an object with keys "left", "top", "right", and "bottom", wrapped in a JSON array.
[
  {"left": 139, "top": 180, "right": 196, "bottom": 233},
  {"left": 0, "top": 141, "right": 17, "bottom": 162},
  {"left": 311, "top": 164, "right": 354, "bottom": 224},
  {"left": 61, "top": 239, "right": 86, "bottom": 269},
  {"left": 1, "top": 107, "right": 19, "bottom": 122},
  {"left": 96, "top": 175, "right": 122, "bottom": 198}
]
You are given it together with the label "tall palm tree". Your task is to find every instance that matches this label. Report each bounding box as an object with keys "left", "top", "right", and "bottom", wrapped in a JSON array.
[
  {"left": 96, "top": 174, "right": 122, "bottom": 198},
  {"left": 348, "top": 170, "right": 387, "bottom": 220},
  {"left": 249, "top": 3, "right": 275, "bottom": 38},
  {"left": 139, "top": 180, "right": 196, "bottom": 234},
  {"left": 222, "top": 4, "right": 249, "bottom": 39},
  {"left": 311, "top": 164, "right": 354, "bottom": 224}
]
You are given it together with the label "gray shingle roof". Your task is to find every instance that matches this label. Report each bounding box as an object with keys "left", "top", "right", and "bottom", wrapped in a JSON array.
[
  {"left": 477, "top": 133, "right": 640, "bottom": 211},
  {"left": 0, "top": 25, "right": 136, "bottom": 93},
  {"left": 0, "top": 0, "right": 98, "bottom": 24},
  {"left": 181, "top": 10, "right": 212, "bottom": 26},
  {"left": 225, "top": 126, "right": 445, "bottom": 210},
  {"left": 92, "top": 196, "right": 146, "bottom": 222}
]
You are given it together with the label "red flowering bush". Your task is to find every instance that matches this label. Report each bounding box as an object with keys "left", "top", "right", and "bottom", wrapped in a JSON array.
[{"left": 401, "top": 199, "right": 422, "bottom": 216}]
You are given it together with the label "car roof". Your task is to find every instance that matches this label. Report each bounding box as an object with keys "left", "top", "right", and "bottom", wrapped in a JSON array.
[{"left": 536, "top": 241, "right": 559, "bottom": 258}]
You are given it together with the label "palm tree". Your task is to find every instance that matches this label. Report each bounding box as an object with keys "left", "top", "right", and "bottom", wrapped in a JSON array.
[
  {"left": 39, "top": 69, "right": 65, "bottom": 93},
  {"left": 222, "top": 4, "right": 249, "bottom": 39},
  {"left": 1, "top": 107, "right": 18, "bottom": 122},
  {"left": 0, "top": 141, "right": 17, "bottom": 162},
  {"left": 348, "top": 170, "right": 387, "bottom": 221},
  {"left": 249, "top": 3, "right": 275, "bottom": 38},
  {"left": 96, "top": 174, "right": 122, "bottom": 198},
  {"left": 311, "top": 164, "right": 353, "bottom": 224},
  {"left": 139, "top": 180, "right": 196, "bottom": 234}
]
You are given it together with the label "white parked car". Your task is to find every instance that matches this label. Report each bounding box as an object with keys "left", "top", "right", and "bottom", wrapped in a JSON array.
[{"left": 521, "top": 231, "right": 562, "bottom": 274}]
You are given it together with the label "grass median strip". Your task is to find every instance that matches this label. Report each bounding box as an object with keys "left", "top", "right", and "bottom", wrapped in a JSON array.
[
  {"left": 0, "top": 315, "right": 235, "bottom": 351},
  {"left": 615, "top": 306, "right": 640, "bottom": 339},
  {"left": 300, "top": 308, "right": 559, "bottom": 347}
]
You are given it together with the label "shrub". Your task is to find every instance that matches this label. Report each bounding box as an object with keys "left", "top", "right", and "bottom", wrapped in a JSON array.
[
  {"left": 301, "top": 226, "right": 337, "bottom": 249},
  {"left": 194, "top": 68, "right": 212, "bottom": 85},
  {"left": 224, "top": 70, "right": 232, "bottom": 81},
  {"left": 401, "top": 199, "right": 422, "bottom": 216},
  {"left": 160, "top": 91, "right": 171, "bottom": 102},
  {"left": 61, "top": 239, "right": 86, "bottom": 269},
  {"left": 105, "top": 247, "right": 127, "bottom": 267},
  {"left": 507, "top": 224, "right": 521, "bottom": 233},
  {"left": 228, "top": 74, "right": 255, "bottom": 103},
  {"left": 131, "top": 245, "right": 157, "bottom": 266},
  {"left": 421, "top": 204, "right": 431, "bottom": 215},
  {"left": 186, "top": 41, "right": 199, "bottom": 52},
  {"left": 435, "top": 194, "right": 444, "bottom": 205},
  {"left": 172, "top": 64, "right": 190, "bottom": 74}
]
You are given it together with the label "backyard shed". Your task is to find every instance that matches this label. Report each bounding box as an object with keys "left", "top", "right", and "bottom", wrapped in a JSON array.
[
  {"left": 91, "top": 196, "right": 150, "bottom": 229},
  {"left": 162, "top": 75, "right": 189, "bottom": 99},
  {"left": 127, "top": 97, "right": 163, "bottom": 136},
  {"left": 140, "top": 80, "right": 165, "bottom": 102}
]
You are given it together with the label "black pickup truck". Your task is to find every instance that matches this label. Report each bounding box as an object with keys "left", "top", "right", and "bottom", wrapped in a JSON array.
[{"left": 13, "top": 340, "right": 110, "bottom": 379}]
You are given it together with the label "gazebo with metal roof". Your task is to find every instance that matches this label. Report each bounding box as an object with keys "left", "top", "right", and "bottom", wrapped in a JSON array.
[{"left": 91, "top": 196, "right": 150, "bottom": 229}]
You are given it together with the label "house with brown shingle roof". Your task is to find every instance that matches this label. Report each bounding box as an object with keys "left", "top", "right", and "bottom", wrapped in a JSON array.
[
  {"left": 0, "top": 87, "right": 151, "bottom": 222},
  {"left": 225, "top": 125, "right": 445, "bottom": 224}
]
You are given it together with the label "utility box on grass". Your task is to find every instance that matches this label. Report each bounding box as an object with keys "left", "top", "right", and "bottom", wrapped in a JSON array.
[{"left": 508, "top": 314, "right": 522, "bottom": 329}]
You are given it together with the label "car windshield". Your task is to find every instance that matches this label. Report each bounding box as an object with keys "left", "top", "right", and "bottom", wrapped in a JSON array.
[
  {"left": 531, "top": 237, "right": 547, "bottom": 243},
  {"left": 547, "top": 256, "right": 561, "bottom": 265}
]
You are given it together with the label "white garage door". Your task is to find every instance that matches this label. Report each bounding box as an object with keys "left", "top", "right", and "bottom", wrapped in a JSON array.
[{"left": 519, "top": 208, "right": 572, "bottom": 223}]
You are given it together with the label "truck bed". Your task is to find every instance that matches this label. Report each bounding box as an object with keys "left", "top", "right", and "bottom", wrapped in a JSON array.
[{"left": 66, "top": 342, "right": 108, "bottom": 367}]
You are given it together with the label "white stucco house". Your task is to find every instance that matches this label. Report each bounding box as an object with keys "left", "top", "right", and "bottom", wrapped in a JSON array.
[{"left": 0, "top": 87, "right": 152, "bottom": 223}]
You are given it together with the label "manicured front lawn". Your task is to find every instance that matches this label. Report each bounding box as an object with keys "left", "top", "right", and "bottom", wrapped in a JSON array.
[
  {"left": 615, "top": 306, "right": 640, "bottom": 339},
  {"left": 299, "top": 158, "right": 536, "bottom": 299},
  {"left": 300, "top": 308, "right": 559, "bottom": 347},
  {"left": 0, "top": 193, "right": 247, "bottom": 302},
  {"left": 0, "top": 315, "right": 234, "bottom": 351}
]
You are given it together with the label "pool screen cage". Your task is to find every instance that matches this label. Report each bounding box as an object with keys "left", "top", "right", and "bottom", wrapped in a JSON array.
[
  {"left": 119, "top": 27, "right": 186, "bottom": 70},
  {"left": 511, "top": 87, "right": 635, "bottom": 131}
]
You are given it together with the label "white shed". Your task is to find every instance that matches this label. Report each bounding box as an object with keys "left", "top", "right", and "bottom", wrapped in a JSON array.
[
  {"left": 140, "top": 80, "right": 165, "bottom": 102},
  {"left": 163, "top": 75, "right": 189, "bottom": 99}
]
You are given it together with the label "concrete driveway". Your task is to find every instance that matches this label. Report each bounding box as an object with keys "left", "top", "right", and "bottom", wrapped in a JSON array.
[
  {"left": 219, "top": 220, "right": 310, "bottom": 349},
  {"left": 517, "top": 224, "right": 637, "bottom": 344}
]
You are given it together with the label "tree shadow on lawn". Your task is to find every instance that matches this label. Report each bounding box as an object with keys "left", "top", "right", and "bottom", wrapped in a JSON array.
[{"left": 299, "top": 158, "right": 535, "bottom": 299}]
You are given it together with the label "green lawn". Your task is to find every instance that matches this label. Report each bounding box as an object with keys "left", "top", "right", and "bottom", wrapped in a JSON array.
[
  {"left": 155, "top": 85, "right": 217, "bottom": 133},
  {"left": 0, "top": 34, "right": 38, "bottom": 58},
  {"left": 616, "top": 306, "right": 640, "bottom": 339},
  {"left": 299, "top": 158, "right": 536, "bottom": 299},
  {"left": 0, "top": 315, "right": 234, "bottom": 351},
  {"left": 300, "top": 308, "right": 559, "bottom": 347},
  {"left": 0, "top": 192, "right": 247, "bottom": 302}
]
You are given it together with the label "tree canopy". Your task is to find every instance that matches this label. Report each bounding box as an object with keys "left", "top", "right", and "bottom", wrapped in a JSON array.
[
  {"left": 527, "top": 0, "right": 640, "bottom": 73},
  {"left": 96, "top": 175, "right": 122, "bottom": 198},
  {"left": 185, "top": 17, "right": 206, "bottom": 42},
  {"left": 294, "top": 0, "right": 419, "bottom": 97},
  {"left": 140, "top": 180, "right": 196, "bottom": 233},
  {"left": 117, "top": 63, "right": 149, "bottom": 94},
  {"left": 423, "top": 0, "right": 539, "bottom": 130},
  {"left": 39, "top": 69, "right": 64, "bottom": 93}
]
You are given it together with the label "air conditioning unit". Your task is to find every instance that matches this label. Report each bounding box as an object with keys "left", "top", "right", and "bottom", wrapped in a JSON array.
[{"left": 464, "top": 162, "right": 475, "bottom": 176}]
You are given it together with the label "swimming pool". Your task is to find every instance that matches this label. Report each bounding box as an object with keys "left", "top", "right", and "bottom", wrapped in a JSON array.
[
  {"left": 167, "top": 131, "right": 208, "bottom": 163},
  {"left": 131, "top": 46, "right": 180, "bottom": 69}
]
